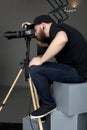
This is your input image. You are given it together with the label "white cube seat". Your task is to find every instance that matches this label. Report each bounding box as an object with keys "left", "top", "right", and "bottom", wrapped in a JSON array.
[{"left": 52, "top": 82, "right": 87, "bottom": 116}]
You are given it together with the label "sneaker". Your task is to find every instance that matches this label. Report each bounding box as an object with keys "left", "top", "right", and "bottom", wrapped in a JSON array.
[
  {"left": 41, "top": 116, "right": 46, "bottom": 123},
  {"left": 30, "top": 104, "right": 57, "bottom": 119}
]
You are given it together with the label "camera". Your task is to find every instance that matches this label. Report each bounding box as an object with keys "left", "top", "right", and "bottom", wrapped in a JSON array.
[{"left": 4, "top": 24, "right": 35, "bottom": 40}]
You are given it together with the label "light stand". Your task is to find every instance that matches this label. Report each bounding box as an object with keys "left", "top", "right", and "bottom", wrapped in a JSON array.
[{"left": 0, "top": 33, "right": 43, "bottom": 130}]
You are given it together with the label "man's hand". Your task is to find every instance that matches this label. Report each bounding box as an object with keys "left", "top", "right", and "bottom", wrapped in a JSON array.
[
  {"left": 21, "top": 22, "right": 32, "bottom": 28},
  {"left": 29, "top": 57, "right": 43, "bottom": 67}
]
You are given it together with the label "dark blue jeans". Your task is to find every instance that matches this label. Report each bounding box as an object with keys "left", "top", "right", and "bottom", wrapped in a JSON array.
[{"left": 29, "top": 62, "right": 86, "bottom": 106}]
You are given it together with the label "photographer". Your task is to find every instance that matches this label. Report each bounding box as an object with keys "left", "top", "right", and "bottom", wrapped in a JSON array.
[{"left": 22, "top": 14, "right": 87, "bottom": 119}]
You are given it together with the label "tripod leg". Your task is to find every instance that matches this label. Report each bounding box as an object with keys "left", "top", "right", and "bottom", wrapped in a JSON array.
[
  {"left": 33, "top": 84, "right": 40, "bottom": 108},
  {"left": 28, "top": 76, "right": 38, "bottom": 110},
  {"left": 28, "top": 76, "right": 44, "bottom": 130},
  {"left": 33, "top": 83, "right": 44, "bottom": 130},
  {"left": 0, "top": 68, "right": 23, "bottom": 111}
]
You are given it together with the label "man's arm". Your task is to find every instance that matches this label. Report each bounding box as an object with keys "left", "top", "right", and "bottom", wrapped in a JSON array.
[
  {"left": 41, "top": 31, "right": 68, "bottom": 63},
  {"left": 29, "top": 31, "right": 68, "bottom": 67}
]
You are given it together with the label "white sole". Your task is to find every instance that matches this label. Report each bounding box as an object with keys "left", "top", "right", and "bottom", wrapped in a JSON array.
[{"left": 30, "top": 107, "right": 57, "bottom": 119}]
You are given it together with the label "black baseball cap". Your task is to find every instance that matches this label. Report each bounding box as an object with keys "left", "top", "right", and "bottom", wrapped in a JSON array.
[{"left": 34, "top": 15, "right": 55, "bottom": 25}]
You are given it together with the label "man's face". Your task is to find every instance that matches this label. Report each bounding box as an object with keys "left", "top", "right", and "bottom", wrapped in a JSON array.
[{"left": 34, "top": 24, "right": 47, "bottom": 43}]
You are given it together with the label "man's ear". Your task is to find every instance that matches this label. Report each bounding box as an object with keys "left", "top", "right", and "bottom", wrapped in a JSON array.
[{"left": 41, "top": 22, "right": 46, "bottom": 30}]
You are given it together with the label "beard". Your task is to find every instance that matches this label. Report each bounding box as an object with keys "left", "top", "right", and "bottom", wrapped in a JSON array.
[{"left": 36, "top": 29, "right": 48, "bottom": 43}]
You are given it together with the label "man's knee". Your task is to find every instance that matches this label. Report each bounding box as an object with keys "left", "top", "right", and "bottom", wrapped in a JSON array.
[{"left": 29, "top": 65, "right": 40, "bottom": 75}]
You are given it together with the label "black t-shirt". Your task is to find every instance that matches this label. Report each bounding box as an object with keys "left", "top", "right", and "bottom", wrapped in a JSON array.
[{"left": 49, "top": 23, "right": 87, "bottom": 78}]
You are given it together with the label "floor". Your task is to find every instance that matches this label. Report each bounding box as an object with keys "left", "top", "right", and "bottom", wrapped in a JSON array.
[
  {"left": 0, "top": 123, "right": 22, "bottom": 130},
  {"left": 0, "top": 86, "right": 33, "bottom": 123}
]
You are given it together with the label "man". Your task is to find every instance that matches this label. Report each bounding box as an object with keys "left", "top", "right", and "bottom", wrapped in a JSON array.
[{"left": 22, "top": 15, "right": 87, "bottom": 119}]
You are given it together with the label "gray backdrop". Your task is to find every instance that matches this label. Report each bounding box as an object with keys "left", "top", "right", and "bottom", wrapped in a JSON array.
[{"left": 0, "top": 0, "right": 87, "bottom": 123}]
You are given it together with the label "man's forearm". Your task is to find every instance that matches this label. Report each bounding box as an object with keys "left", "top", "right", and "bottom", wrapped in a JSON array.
[{"left": 41, "top": 31, "right": 68, "bottom": 64}]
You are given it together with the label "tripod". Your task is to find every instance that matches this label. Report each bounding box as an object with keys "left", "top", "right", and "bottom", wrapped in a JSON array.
[{"left": 0, "top": 36, "right": 44, "bottom": 130}]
